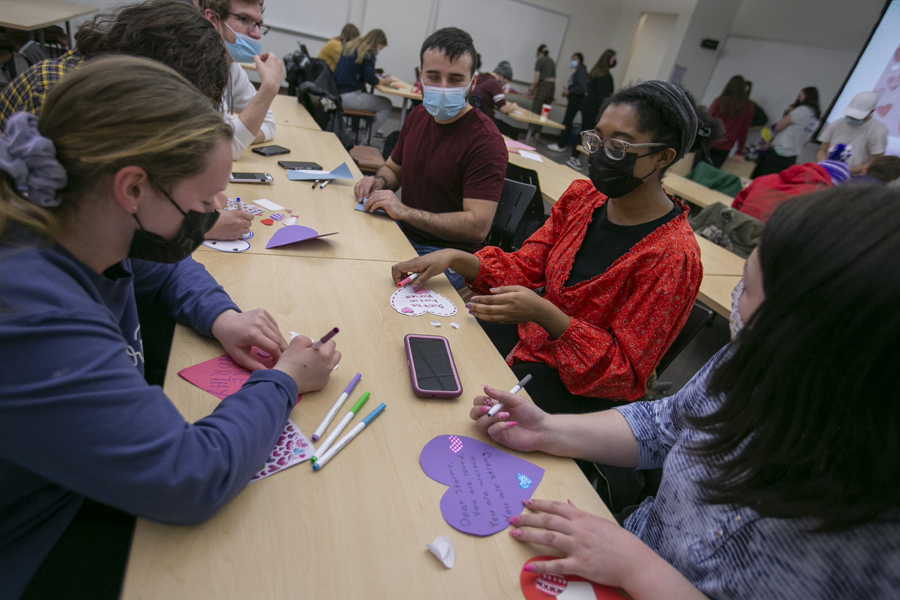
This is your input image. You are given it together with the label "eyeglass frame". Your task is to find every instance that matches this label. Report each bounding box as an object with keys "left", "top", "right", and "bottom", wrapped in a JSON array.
[
  {"left": 226, "top": 12, "right": 270, "bottom": 35},
  {"left": 580, "top": 130, "right": 667, "bottom": 161}
]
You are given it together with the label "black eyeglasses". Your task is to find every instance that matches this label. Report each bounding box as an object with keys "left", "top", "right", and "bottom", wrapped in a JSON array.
[
  {"left": 580, "top": 130, "right": 666, "bottom": 161},
  {"left": 226, "top": 12, "right": 270, "bottom": 35}
]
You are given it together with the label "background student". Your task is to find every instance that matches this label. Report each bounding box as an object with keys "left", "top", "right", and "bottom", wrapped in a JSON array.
[
  {"left": 199, "top": 0, "right": 283, "bottom": 160},
  {"left": 0, "top": 0, "right": 252, "bottom": 241},
  {"left": 392, "top": 81, "right": 720, "bottom": 413},
  {"left": 318, "top": 23, "right": 359, "bottom": 72},
  {"left": 470, "top": 185, "right": 900, "bottom": 600},
  {"left": 754, "top": 86, "right": 821, "bottom": 176},
  {"left": 547, "top": 52, "right": 587, "bottom": 153},
  {"left": 470, "top": 61, "right": 520, "bottom": 138},
  {"left": 0, "top": 57, "right": 339, "bottom": 599},
  {"left": 817, "top": 90, "right": 888, "bottom": 175},
  {"left": 529, "top": 44, "right": 556, "bottom": 114},
  {"left": 568, "top": 49, "right": 616, "bottom": 170},
  {"left": 700, "top": 75, "right": 754, "bottom": 168},
  {"left": 334, "top": 29, "right": 394, "bottom": 137}
]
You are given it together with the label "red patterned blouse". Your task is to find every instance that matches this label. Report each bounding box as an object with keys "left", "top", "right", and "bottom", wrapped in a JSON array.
[{"left": 470, "top": 180, "right": 703, "bottom": 402}]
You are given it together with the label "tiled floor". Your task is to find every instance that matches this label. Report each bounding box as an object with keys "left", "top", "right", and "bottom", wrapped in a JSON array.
[{"left": 372, "top": 107, "right": 732, "bottom": 395}]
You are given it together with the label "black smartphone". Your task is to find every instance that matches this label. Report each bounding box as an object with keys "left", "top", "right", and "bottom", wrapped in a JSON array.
[
  {"left": 252, "top": 145, "right": 290, "bottom": 157},
  {"left": 405, "top": 334, "right": 462, "bottom": 398},
  {"left": 230, "top": 172, "right": 274, "bottom": 183},
  {"left": 278, "top": 161, "right": 323, "bottom": 170}
]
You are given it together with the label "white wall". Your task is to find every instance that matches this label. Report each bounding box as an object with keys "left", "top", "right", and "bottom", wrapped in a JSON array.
[
  {"left": 619, "top": 13, "right": 679, "bottom": 87},
  {"left": 668, "top": 0, "right": 742, "bottom": 97}
]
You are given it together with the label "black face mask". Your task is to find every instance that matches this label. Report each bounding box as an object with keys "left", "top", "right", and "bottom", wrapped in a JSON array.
[
  {"left": 588, "top": 148, "right": 667, "bottom": 199},
  {"left": 128, "top": 188, "right": 219, "bottom": 263}
]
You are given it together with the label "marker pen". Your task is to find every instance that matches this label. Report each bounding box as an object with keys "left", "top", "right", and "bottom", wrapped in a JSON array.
[
  {"left": 312, "top": 373, "right": 361, "bottom": 442},
  {"left": 312, "top": 403, "right": 386, "bottom": 471},
  {"left": 487, "top": 374, "right": 532, "bottom": 417},
  {"left": 311, "top": 391, "right": 370, "bottom": 462}
]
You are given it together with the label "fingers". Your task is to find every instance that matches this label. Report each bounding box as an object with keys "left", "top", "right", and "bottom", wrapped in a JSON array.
[
  {"left": 521, "top": 558, "right": 574, "bottom": 576},
  {"left": 522, "top": 498, "right": 582, "bottom": 520},
  {"left": 231, "top": 348, "right": 267, "bottom": 372},
  {"left": 508, "top": 522, "right": 576, "bottom": 555}
]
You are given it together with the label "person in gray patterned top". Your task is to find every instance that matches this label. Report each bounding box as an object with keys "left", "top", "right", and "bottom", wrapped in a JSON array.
[{"left": 470, "top": 184, "right": 900, "bottom": 599}]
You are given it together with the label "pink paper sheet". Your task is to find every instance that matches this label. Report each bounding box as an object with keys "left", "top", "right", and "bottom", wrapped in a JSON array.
[
  {"left": 178, "top": 348, "right": 300, "bottom": 402},
  {"left": 505, "top": 139, "right": 536, "bottom": 152}
]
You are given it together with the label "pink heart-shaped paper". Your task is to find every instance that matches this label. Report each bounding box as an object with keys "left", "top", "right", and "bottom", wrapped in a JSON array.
[{"left": 390, "top": 286, "right": 458, "bottom": 317}]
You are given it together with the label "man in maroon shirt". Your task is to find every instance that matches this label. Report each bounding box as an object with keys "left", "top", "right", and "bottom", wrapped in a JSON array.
[{"left": 354, "top": 27, "right": 507, "bottom": 288}]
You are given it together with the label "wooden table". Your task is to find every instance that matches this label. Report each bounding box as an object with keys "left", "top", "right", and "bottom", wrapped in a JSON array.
[
  {"left": 121, "top": 253, "right": 615, "bottom": 600},
  {"left": 662, "top": 172, "right": 734, "bottom": 209},
  {"left": 695, "top": 235, "right": 746, "bottom": 277},
  {"left": 698, "top": 275, "right": 741, "bottom": 318},
  {"left": 0, "top": 0, "right": 96, "bottom": 47},
  {"left": 268, "top": 94, "right": 321, "bottom": 131},
  {"left": 219, "top": 127, "right": 415, "bottom": 262},
  {"left": 505, "top": 107, "right": 564, "bottom": 145},
  {"left": 375, "top": 79, "right": 421, "bottom": 128}
]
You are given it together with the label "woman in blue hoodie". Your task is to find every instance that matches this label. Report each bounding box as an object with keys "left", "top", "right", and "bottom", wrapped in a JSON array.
[{"left": 0, "top": 56, "right": 340, "bottom": 598}]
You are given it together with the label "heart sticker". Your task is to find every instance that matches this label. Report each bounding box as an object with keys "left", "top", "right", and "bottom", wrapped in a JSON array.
[
  {"left": 390, "top": 285, "right": 458, "bottom": 317},
  {"left": 521, "top": 557, "right": 623, "bottom": 599},
  {"left": 419, "top": 435, "right": 543, "bottom": 536},
  {"left": 876, "top": 104, "right": 893, "bottom": 118},
  {"left": 202, "top": 239, "right": 251, "bottom": 253},
  {"left": 517, "top": 473, "right": 533, "bottom": 489}
]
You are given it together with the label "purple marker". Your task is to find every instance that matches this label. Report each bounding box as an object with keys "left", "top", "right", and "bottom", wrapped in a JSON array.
[
  {"left": 312, "top": 373, "right": 361, "bottom": 441},
  {"left": 311, "top": 327, "right": 339, "bottom": 349}
]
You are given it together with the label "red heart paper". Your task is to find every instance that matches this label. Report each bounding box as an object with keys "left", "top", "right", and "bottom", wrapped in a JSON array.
[
  {"left": 521, "top": 557, "right": 624, "bottom": 599},
  {"left": 876, "top": 104, "right": 893, "bottom": 118},
  {"left": 261, "top": 218, "right": 274, "bottom": 226}
]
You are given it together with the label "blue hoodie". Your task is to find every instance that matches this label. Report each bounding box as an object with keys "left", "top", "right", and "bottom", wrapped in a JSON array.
[{"left": 0, "top": 236, "right": 299, "bottom": 599}]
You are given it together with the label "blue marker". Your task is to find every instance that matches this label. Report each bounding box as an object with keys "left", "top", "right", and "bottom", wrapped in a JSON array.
[{"left": 312, "top": 403, "right": 386, "bottom": 471}]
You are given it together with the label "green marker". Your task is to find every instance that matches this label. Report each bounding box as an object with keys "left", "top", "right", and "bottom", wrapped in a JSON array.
[{"left": 311, "top": 391, "right": 370, "bottom": 463}]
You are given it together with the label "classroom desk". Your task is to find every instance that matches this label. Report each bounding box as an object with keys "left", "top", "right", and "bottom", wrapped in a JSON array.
[
  {"left": 219, "top": 126, "right": 416, "bottom": 262},
  {"left": 121, "top": 253, "right": 615, "bottom": 600},
  {"left": 0, "top": 0, "right": 96, "bottom": 47},
  {"left": 505, "top": 107, "right": 564, "bottom": 145},
  {"left": 698, "top": 275, "right": 741, "bottom": 319},
  {"left": 375, "top": 78, "right": 421, "bottom": 128},
  {"left": 662, "top": 172, "right": 735, "bottom": 209},
  {"left": 694, "top": 235, "right": 746, "bottom": 277},
  {"left": 269, "top": 94, "right": 321, "bottom": 131},
  {"left": 506, "top": 147, "right": 587, "bottom": 206}
]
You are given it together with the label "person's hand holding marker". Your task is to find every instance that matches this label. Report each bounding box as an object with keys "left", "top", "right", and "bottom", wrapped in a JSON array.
[
  {"left": 274, "top": 332, "right": 340, "bottom": 395},
  {"left": 390, "top": 249, "right": 480, "bottom": 288}
]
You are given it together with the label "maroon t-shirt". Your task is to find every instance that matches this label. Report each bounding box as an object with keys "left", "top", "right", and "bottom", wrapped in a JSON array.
[
  {"left": 391, "top": 105, "right": 507, "bottom": 252},
  {"left": 471, "top": 73, "right": 507, "bottom": 120}
]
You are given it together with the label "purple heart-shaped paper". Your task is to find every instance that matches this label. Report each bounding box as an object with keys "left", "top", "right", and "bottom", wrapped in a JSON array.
[{"left": 419, "top": 435, "right": 544, "bottom": 536}]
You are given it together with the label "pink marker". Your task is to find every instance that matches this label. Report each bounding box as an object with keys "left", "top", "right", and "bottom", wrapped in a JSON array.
[
  {"left": 397, "top": 273, "right": 419, "bottom": 287},
  {"left": 312, "top": 327, "right": 339, "bottom": 349}
]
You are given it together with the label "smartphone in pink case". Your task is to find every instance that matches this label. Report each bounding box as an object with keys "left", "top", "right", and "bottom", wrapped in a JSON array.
[{"left": 405, "top": 334, "right": 462, "bottom": 398}]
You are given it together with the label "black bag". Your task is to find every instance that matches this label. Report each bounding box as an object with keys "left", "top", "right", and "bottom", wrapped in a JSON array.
[{"left": 290, "top": 55, "right": 355, "bottom": 150}]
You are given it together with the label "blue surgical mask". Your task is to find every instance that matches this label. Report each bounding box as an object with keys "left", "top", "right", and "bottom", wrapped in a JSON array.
[
  {"left": 571, "top": 60, "right": 579, "bottom": 69},
  {"left": 844, "top": 116, "right": 864, "bottom": 127},
  {"left": 224, "top": 23, "right": 262, "bottom": 63},
  {"left": 422, "top": 82, "right": 471, "bottom": 122}
]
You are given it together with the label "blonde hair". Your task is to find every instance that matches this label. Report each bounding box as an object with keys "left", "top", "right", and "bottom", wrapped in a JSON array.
[
  {"left": 343, "top": 29, "right": 387, "bottom": 65},
  {"left": 0, "top": 56, "right": 232, "bottom": 240}
]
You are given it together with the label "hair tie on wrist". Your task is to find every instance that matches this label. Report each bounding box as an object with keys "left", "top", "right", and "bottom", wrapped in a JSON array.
[{"left": 0, "top": 112, "right": 67, "bottom": 208}]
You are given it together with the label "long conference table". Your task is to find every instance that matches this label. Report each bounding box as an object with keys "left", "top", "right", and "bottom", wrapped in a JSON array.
[{"left": 120, "top": 97, "right": 618, "bottom": 599}]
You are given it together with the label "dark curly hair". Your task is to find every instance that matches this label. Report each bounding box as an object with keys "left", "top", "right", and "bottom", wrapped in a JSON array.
[
  {"left": 599, "top": 82, "right": 723, "bottom": 175},
  {"left": 75, "top": 0, "right": 228, "bottom": 104}
]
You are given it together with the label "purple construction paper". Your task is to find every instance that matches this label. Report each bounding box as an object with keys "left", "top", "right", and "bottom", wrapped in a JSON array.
[
  {"left": 266, "top": 225, "right": 338, "bottom": 249},
  {"left": 419, "top": 435, "right": 544, "bottom": 536}
]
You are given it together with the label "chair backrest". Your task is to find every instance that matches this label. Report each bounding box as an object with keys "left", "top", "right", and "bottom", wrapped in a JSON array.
[
  {"left": 487, "top": 179, "right": 537, "bottom": 251},
  {"left": 656, "top": 301, "right": 715, "bottom": 376},
  {"left": 502, "top": 162, "right": 548, "bottom": 250}
]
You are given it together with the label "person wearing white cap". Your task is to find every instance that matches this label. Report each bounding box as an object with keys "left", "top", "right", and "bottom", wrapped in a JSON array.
[{"left": 816, "top": 91, "right": 888, "bottom": 174}]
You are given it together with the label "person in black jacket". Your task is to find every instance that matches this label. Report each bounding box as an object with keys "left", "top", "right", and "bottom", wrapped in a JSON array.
[
  {"left": 547, "top": 52, "right": 587, "bottom": 152},
  {"left": 567, "top": 49, "right": 616, "bottom": 169}
]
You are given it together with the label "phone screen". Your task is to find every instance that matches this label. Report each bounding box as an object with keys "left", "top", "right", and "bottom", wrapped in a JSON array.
[{"left": 409, "top": 338, "right": 458, "bottom": 391}]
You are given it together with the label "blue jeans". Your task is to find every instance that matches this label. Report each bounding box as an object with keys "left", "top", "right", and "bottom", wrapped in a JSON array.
[{"left": 408, "top": 240, "right": 466, "bottom": 289}]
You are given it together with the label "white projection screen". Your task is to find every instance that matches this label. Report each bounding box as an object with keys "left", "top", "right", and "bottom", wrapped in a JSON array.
[{"left": 819, "top": 0, "right": 900, "bottom": 156}]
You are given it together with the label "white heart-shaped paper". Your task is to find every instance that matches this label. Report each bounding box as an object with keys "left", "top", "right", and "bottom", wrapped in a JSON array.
[
  {"left": 426, "top": 535, "right": 455, "bottom": 569},
  {"left": 390, "top": 286, "right": 457, "bottom": 317},
  {"left": 202, "top": 240, "right": 251, "bottom": 253}
]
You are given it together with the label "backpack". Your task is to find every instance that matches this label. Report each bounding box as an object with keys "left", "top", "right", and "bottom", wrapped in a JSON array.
[{"left": 289, "top": 55, "right": 355, "bottom": 150}]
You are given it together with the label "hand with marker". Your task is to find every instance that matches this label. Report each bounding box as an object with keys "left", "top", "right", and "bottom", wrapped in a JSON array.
[
  {"left": 205, "top": 207, "right": 253, "bottom": 240},
  {"left": 391, "top": 249, "right": 479, "bottom": 287},
  {"left": 470, "top": 384, "right": 549, "bottom": 453},
  {"left": 273, "top": 334, "right": 341, "bottom": 394}
]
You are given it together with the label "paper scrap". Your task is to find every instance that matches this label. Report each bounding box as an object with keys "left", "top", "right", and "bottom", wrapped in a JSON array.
[
  {"left": 390, "top": 286, "right": 457, "bottom": 317},
  {"left": 450, "top": 322, "right": 460, "bottom": 329},
  {"left": 266, "top": 225, "right": 338, "bottom": 249},
  {"left": 430, "top": 321, "right": 441, "bottom": 327},
  {"left": 419, "top": 435, "right": 544, "bottom": 536},
  {"left": 426, "top": 535, "right": 455, "bottom": 569},
  {"left": 178, "top": 349, "right": 300, "bottom": 402},
  {"left": 505, "top": 139, "right": 535, "bottom": 152},
  {"left": 283, "top": 216, "right": 298, "bottom": 226},
  {"left": 518, "top": 150, "right": 544, "bottom": 163},
  {"left": 202, "top": 239, "right": 251, "bottom": 253},
  {"left": 355, "top": 202, "right": 389, "bottom": 217},
  {"left": 249, "top": 419, "right": 314, "bottom": 483},
  {"left": 253, "top": 199, "right": 285, "bottom": 211},
  {"left": 286, "top": 162, "right": 353, "bottom": 181},
  {"left": 521, "top": 556, "right": 622, "bottom": 599},
  {"left": 270, "top": 213, "right": 284, "bottom": 221},
  {"left": 260, "top": 218, "right": 274, "bottom": 226},
  {"left": 225, "top": 198, "right": 264, "bottom": 215}
]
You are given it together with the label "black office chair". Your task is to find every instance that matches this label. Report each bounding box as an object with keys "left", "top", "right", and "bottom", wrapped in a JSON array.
[
  {"left": 486, "top": 179, "right": 537, "bottom": 252},
  {"left": 651, "top": 301, "right": 715, "bottom": 397},
  {"left": 500, "top": 163, "right": 548, "bottom": 250}
]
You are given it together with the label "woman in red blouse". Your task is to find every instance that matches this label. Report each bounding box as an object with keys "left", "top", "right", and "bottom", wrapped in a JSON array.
[{"left": 392, "top": 81, "right": 722, "bottom": 413}]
